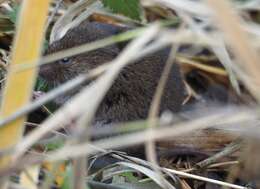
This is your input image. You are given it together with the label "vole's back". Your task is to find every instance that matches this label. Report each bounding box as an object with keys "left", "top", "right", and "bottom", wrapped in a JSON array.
[{"left": 40, "top": 21, "right": 185, "bottom": 124}]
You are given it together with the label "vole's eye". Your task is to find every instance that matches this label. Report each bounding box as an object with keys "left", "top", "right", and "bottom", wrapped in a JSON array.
[{"left": 60, "top": 58, "right": 70, "bottom": 64}]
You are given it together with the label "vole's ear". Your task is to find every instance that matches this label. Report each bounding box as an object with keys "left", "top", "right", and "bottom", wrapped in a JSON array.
[
  {"left": 109, "top": 25, "right": 132, "bottom": 51},
  {"left": 89, "top": 21, "right": 131, "bottom": 51}
]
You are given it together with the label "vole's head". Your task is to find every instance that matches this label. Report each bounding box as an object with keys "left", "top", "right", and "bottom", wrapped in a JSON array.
[{"left": 40, "top": 22, "right": 120, "bottom": 87}]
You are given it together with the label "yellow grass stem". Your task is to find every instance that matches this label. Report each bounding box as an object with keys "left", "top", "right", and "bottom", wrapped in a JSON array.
[{"left": 0, "top": 0, "right": 51, "bottom": 173}]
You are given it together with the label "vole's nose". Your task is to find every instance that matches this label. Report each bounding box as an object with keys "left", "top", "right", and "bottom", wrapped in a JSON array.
[{"left": 39, "top": 64, "right": 54, "bottom": 81}]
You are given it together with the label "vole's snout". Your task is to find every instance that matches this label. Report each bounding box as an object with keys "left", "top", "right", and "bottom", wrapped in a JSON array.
[
  {"left": 39, "top": 57, "right": 77, "bottom": 88},
  {"left": 39, "top": 64, "right": 49, "bottom": 78},
  {"left": 39, "top": 62, "right": 62, "bottom": 86},
  {"left": 39, "top": 63, "right": 56, "bottom": 82}
]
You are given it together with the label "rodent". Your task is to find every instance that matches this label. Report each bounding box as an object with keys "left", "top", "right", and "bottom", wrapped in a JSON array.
[{"left": 40, "top": 21, "right": 185, "bottom": 125}]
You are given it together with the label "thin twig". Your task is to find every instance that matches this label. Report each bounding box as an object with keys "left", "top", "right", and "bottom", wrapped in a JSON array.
[{"left": 196, "top": 140, "right": 242, "bottom": 169}]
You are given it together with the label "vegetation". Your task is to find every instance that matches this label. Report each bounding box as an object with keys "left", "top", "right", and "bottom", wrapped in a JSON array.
[{"left": 0, "top": 0, "right": 259, "bottom": 189}]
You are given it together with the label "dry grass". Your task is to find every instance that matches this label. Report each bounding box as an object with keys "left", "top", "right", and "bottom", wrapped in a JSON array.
[{"left": 0, "top": 0, "right": 260, "bottom": 189}]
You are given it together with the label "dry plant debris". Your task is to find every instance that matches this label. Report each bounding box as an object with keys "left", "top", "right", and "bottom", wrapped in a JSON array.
[{"left": 0, "top": 0, "right": 260, "bottom": 189}]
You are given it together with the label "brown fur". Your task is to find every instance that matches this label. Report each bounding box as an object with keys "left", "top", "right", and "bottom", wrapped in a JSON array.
[{"left": 40, "top": 22, "right": 185, "bottom": 124}]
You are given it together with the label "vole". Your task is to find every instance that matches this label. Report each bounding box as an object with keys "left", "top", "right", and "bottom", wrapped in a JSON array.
[{"left": 40, "top": 21, "right": 185, "bottom": 125}]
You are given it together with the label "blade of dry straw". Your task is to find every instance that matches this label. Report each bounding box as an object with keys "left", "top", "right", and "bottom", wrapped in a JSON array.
[
  {"left": 205, "top": 0, "right": 260, "bottom": 100},
  {"left": 0, "top": 0, "right": 50, "bottom": 173}
]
